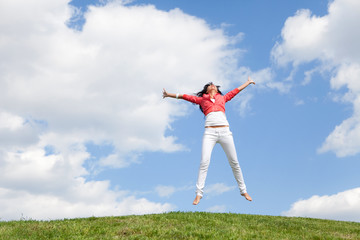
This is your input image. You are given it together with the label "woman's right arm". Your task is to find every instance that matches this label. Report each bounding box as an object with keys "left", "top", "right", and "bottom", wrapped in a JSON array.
[
  {"left": 162, "top": 88, "right": 202, "bottom": 104},
  {"left": 162, "top": 89, "right": 183, "bottom": 99}
]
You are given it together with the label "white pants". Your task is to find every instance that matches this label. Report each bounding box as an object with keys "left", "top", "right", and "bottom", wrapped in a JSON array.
[{"left": 196, "top": 127, "right": 247, "bottom": 197}]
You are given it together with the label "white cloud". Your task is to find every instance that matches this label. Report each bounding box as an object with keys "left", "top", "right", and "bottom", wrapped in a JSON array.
[
  {"left": 0, "top": 113, "right": 40, "bottom": 149},
  {"left": 272, "top": 0, "right": 360, "bottom": 224},
  {"left": 232, "top": 67, "right": 289, "bottom": 116},
  {"left": 283, "top": 188, "right": 360, "bottom": 222},
  {"left": 235, "top": 93, "right": 253, "bottom": 117},
  {"left": 318, "top": 64, "right": 360, "bottom": 157},
  {"left": 0, "top": 0, "right": 244, "bottom": 166},
  {"left": 0, "top": 0, "right": 249, "bottom": 220},
  {"left": 155, "top": 185, "right": 176, "bottom": 198},
  {"left": 318, "top": 114, "right": 360, "bottom": 157},
  {"left": 271, "top": 9, "right": 328, "bottom": 66},
  {"left": 236, "top": 67, "right": 290, "bottom": 93},
  {"left": 303, "top": 66, "right": 323, "bottom": 85},
  {"left": 0, "top": 136, "right": 176, "bottom": 220},
  {"left": 294, "top": 99, "right": 305, "bottom": 106},
  {"left": 205, "top": 183, "right": 236, "bottom": 196},
  {"left": 207, "top": 205, "right": 227, "bottom": 213},
  {"left": 0, "top": 112, "right": 24, "bottom": 131},
  {"left": 0, "top": 187, "right": 175, "bottom": 221},
  {"left": 152, "top": 184, "right": 193, "bottom": 198},
  {"left": 271, "top": 0, "right": 360, "bottom": 157}
]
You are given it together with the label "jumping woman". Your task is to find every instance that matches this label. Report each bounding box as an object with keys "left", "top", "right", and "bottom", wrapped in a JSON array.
[{"left": 163, "top": 77, "right": 255, "bottom": 205}]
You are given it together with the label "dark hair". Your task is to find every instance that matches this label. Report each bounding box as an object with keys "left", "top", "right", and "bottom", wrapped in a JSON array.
[{"left": 196, "top": 82, "right": 223, "bottom": 113}]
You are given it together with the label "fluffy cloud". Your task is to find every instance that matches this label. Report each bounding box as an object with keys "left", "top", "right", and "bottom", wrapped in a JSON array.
[
  {"left": 0, "top": 130, "right": 176, "bottom": 221},
  {"left": 205, "top": 183, "right": 236, "bottom": 196},
  {"left": 0, "top": 187, "right": 175, "bottom": 221},
  {"left": 206, "top": 205, "right": 227, "bottom": 213},
  {"left": 271, "top": 9, "right": 328, "bottom": 66},
  {"left": 0, "top": 112, "right": 40, "bottom": 148},
  {"left": 271, "top": 0, "right": 360, "bottom": 157},
  {"left": 153, "top": 184, "right": 193, "bottom": 198},
  {"left": 319, "top": 63, "right": 360, "bottom": 157},
  {"left": 232, "top": 67, "right": 289, "bottom": 116},
  {"left": 283, "top": 188, "right": 360, "bottom": 222},
  {"left": 272, "top": 0, "right": 360, "bottom": 67},
  {"left": 0, "top": 0, "right": 243, "bottom": 163},
  {"left": 273, "top": 0, "right": 360, "bottom": 222},
  {"left": 155, "top": 185, "right": 176, "bottom": 198},
  {"left": 0, "top": 0, "right": 248, "bottom": 220}
]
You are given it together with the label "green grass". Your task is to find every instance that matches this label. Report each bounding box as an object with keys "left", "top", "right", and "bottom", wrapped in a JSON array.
[{"left": 0, "top": 212, "right": 359, "bottom": 239}]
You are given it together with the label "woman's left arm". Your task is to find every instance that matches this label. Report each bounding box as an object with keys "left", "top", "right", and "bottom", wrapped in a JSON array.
[{"left": 237, "top": 76, "right": 255, "bottom": 92}]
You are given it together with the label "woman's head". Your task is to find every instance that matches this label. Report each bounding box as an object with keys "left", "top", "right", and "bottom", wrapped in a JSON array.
[
  {"left": 196, "top": 82, "right": 223, "bottom": 97},
  {"left": 196, "top": 82, "right": 223, "bottom": 113}
]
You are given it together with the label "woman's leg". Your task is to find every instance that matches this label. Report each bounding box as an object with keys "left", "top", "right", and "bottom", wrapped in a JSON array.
[
  {"left": 219, "top": 129, "right": 252, "bottom": 201},
  {"left": 194, "top": 129, "right": 217, "bottom": 205}
]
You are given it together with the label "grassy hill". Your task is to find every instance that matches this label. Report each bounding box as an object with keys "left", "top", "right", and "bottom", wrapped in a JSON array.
[{"left": 0, "top": 212, "right": 359, "bottom": 239}]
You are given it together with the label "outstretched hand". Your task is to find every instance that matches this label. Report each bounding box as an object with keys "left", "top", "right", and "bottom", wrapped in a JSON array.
[
  {"left": 237, "top": 76, "right": 255, "bottom": 91},
  {"left": 247, "top": 76, "right": 255, "bottom": 85},
  {"left": 162, "top": 88, "right": 168, "bottom": 98}
]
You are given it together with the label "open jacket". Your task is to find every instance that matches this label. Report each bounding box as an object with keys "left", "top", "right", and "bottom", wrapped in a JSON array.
[{"left": 182, "top": 88, "right": 240, "bottom": 116}]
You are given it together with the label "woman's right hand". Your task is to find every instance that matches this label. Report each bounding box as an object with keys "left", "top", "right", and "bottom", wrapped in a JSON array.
[
  {"left": 163, "top": 89, "right": 182, "bottom": 99},
  {"left": 162, "top": 88, "right": 168, "bottom": 98}
]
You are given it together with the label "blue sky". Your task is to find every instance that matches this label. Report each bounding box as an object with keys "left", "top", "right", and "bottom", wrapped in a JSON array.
[{"left": 0, "top": 0, "right": 360, "bottom": 222}]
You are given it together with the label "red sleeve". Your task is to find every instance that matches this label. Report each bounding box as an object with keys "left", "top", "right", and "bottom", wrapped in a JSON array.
[
  {"left": 224, "top": 88, "right": 240, "bottom": 102},
  {"left": 182, "top": 94, "right": 202, "bottom": 105}
]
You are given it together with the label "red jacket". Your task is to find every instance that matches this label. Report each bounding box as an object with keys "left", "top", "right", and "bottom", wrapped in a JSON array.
[{"left": 182, "top": 88, "right": 240, "bottom": 116}]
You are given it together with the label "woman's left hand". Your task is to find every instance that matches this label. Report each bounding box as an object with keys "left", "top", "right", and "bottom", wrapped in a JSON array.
[{"left": 247, "top": 76, "right": 255, "bottom": 85}]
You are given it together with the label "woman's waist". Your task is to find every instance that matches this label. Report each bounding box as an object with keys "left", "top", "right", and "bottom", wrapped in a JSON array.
[
  {"left": 204, "top": 111, "right": 229, "bottom": 127},
  {"left": 204, "top": 126, "right": 232, "bottom": 136},
  {"left": 205, "top": 125, "right": 229, "bottom": 128}
]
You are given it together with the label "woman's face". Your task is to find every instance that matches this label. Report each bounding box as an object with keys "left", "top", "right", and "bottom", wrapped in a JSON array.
[{"left": 206, "top": 83, "right": 218, "bottom": 93}]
